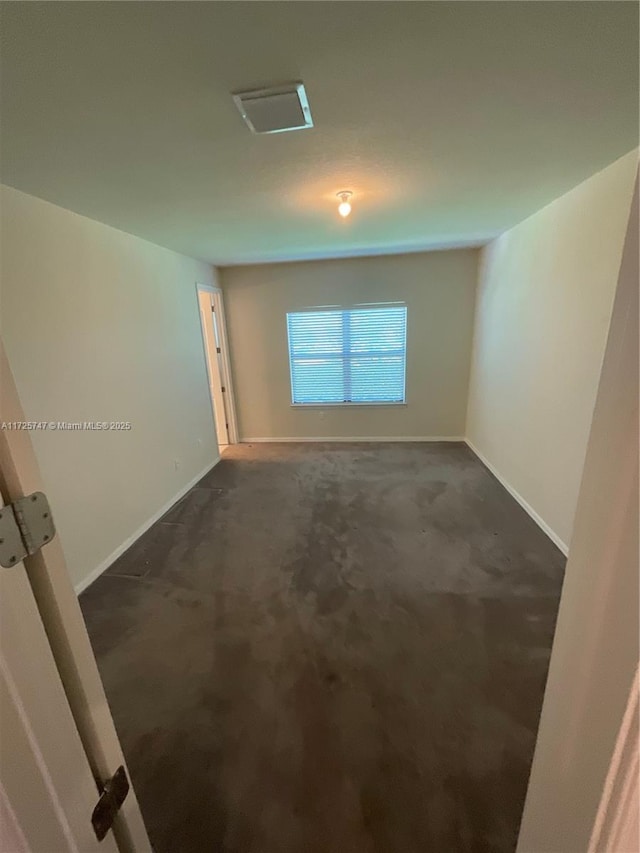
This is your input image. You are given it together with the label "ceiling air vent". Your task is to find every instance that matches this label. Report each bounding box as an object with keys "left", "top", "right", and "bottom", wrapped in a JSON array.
[{"left": 232, "top": 82, "right": 313, "bottom": 135}]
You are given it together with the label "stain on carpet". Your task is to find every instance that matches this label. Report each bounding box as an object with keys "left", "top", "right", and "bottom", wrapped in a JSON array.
[{"left": 80, "top": 442, "right": 565, "bottom": 853}]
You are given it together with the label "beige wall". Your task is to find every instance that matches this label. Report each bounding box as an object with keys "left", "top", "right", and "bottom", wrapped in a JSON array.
[
  {"left": 517, "top": 178, "right": 638, "bottom": 853},
  {"left": 221, "top": 250, "right": 478, "bottom": 440},
  {"left": 0, "top": 185, "right": 219, "bottom": 590},
  {"left": 466, "top": 150, "right": 637, "bottom": 551}
]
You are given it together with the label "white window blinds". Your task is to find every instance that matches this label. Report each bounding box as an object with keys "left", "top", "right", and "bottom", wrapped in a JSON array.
[{"left": 287, "top": 305, "right": 407, "bottom": 405}]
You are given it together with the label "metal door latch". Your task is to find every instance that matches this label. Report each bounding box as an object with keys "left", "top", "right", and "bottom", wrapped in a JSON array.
[
  {"left": 0, "top": 491, "right": 56, "bottom": 568},
  {"left": 91, "top": 765, "right": 130, "bottom": 841}
]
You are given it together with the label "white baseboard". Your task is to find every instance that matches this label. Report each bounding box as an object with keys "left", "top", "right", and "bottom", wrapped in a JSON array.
[
  {"left": 465, "top": 439, "right": 569, "bottom": 556},
  {"left": 74, "top": 456, "right": 222, "bottom": 594},
  {"left": 241, "top": 436, "right": 466, "bottom": 443}
]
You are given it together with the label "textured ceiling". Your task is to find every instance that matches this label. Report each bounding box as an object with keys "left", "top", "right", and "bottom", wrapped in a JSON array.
[{"left": 1, "top": 1, "right": 637, "bottom": 265}]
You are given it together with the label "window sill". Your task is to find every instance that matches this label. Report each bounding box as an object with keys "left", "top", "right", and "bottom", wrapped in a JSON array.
[{"left": 290, "top": 402, "right": 407, "bottom": 408}]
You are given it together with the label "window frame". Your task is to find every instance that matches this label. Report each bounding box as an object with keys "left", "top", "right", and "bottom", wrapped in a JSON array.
[{"left": 286, "top": 302, "right": 408, "bottom": 408}]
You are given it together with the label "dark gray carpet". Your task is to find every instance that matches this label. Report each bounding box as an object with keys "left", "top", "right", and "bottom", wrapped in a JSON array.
[{"left": 80, "top": 442, "right": 565, "bottom": 853}]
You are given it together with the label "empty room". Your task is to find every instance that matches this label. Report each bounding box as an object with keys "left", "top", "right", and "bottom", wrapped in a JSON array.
[{"left": 0, "top": 3, "right": 638, "bottom": 853}]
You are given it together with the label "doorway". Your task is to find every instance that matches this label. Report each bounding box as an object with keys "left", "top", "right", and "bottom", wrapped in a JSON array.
[
  {"left": 196, "top": 284, "right": 237, "bottom": 451},
  {"left": 0, "top": 343, "right": 150, "bottom": 852}
]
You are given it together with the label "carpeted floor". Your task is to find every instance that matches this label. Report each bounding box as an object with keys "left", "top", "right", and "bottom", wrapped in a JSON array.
[{"left": 80, "top": 442, "right": 565, "bottom": 853}]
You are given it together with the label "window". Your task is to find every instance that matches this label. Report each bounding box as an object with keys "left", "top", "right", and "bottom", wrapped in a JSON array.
[{"left": 287, "top": 304, "right": 407, "bottom": 405}]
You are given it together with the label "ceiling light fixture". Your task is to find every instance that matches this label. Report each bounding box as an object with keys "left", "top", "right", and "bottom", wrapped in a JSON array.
[{"left": 337, "top": 191, "right": 353, "bottom": 218}]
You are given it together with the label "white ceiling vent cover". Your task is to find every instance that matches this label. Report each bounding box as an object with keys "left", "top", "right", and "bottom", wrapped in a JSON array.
[{"left": 232, "top": 82, "right": 313, "bottom": 134}]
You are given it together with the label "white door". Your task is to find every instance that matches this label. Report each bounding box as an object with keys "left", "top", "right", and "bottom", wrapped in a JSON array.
[
  {"left": 198, "top": 287, "right": 229, "bottom": 448},
  {"left": 0, "top": 344, "right": 150, "bottom": 853},
  {"left": 0, "top": 489, "right": 120, "bottom": 853}
]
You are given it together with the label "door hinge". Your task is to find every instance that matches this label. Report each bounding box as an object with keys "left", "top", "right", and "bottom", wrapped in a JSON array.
[
  {"left": 0, "top": 492, "right": 56, "bottom": 568},
  {"left": 91, "top": 765, "right": 130, "bottom": 841},
  {"left": 221, "top": 386, "right": 226, "bottom": 393},
  {"left": 216, "top": 347, "right": 221, "bottom": 353}
]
